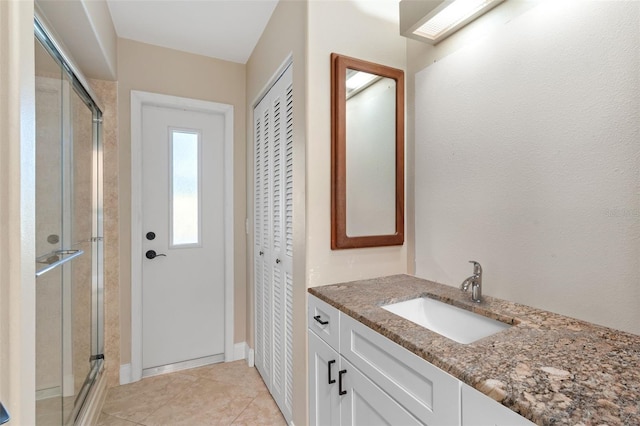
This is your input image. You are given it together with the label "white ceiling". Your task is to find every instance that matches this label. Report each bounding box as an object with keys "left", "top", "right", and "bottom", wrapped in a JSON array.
[{"left": 106, "top": 0, "right": 280, "bottom": 64}]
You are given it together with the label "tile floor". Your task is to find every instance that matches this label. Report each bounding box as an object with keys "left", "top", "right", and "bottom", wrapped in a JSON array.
[{"left": 97, "top": 360, "right": 287, "bottom": 426}]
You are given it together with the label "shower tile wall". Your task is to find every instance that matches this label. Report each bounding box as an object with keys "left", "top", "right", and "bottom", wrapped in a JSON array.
[{"left": 89, "top": 78, "right": 120, "bottom": 389}]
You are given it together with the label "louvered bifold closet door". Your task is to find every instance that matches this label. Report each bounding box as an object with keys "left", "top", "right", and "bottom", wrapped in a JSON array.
[
  {"left": 254, "top": 94, "right": 272, "bottom": 387},
  {"left": 282, "top": 79, "right": 294, "bottom": 416},
  {"left": 254, "top": 63, "right": 293, "bottom": 423}
]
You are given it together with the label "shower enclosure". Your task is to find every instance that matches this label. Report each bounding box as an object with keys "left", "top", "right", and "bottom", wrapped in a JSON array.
[{"left": 34, "top": 15, "right": 104, "bottom": 425}]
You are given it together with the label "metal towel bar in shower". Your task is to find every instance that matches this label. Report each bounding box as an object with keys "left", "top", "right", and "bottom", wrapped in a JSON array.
[
  {"left": 35, "top": 249, "right": 84, "bottom": 278},
  {"left": 0, "top": 401, "right": 9, "bottom": 425}
]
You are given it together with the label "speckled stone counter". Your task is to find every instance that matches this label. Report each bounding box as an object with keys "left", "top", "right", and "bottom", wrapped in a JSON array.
[{"left": 308, "top": 274, "right": 640, "bottom": 425}]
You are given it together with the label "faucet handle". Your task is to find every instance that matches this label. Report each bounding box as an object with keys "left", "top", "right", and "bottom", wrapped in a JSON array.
[{"left": 469, "top": 260, "right": 482, "bottom": 275}]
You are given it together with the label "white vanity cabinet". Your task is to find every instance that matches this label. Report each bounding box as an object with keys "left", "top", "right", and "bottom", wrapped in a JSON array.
[
  {"left": 309, "top": 331, "right": 421, "bottom": 426},
  {"left": 309, "top": 296, "right": 423, "bottom": 426},
  {"left": 308, "top": 296, "right": 342, "bottom": 426},
  {"left": 461, "top": 383, "right": 535, "bottom": 426},
  {"left": 308, "top": 295, "right": 458, "bottom": 425},
  {"left": 340, "top": 313, "right": 460, "bottom": 425},
  {"left": 308, "top": 294, "right": 535, "bottom": 426}
]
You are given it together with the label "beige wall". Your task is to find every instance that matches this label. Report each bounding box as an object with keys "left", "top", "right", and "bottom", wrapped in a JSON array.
[
  {"left": 0, "top": 1, "right": 36, "bottom": 424},
  {"left": 410, "top": 1, "right": 640, "bottom": 335},
  {"left": 117, "top": 38, "right": 248, "bottom": 365},
  {"left": 245, "top": 1, "right": 307, "bottom": 424},
  {"left": 306, "top": 0, "right": 408, "bottom": 288},
  {"left": 405, "top": 1, "right": 545, "bottom": 273}
]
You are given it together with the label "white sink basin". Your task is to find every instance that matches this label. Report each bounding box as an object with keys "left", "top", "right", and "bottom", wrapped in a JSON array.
[{"left": 382, "top": 297, "right": 511, "bottom": 344}]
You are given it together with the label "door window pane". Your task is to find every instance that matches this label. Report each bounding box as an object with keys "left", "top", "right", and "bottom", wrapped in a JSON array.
[{"left": 171, "top": 129, "right": 200, "bottom": 246}]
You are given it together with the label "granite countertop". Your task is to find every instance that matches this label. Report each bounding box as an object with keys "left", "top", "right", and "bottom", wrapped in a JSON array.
[{"left": 308, "top": 274, "right": 640, "bottom": 426}]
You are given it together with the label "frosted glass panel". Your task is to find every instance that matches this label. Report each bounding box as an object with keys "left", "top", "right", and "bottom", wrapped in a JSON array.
[{"left": 171, "top": 130, "right": 200, "bottom": 246}]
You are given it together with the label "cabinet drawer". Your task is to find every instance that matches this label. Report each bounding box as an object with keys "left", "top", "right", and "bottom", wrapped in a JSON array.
[
  {"left": 340, "top": 313, "right": 460, "bottom": 425},
  {"left": 308, "top": 294, "right": 340, "bottom": 351}
]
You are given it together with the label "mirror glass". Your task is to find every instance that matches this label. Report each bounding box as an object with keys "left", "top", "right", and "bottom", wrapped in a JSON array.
[
  {"left": 346, "top": 70, "right": 396, "bottom": 236},
  {"left": 331, "top": 53, "right": 404, "bottom": 249}
]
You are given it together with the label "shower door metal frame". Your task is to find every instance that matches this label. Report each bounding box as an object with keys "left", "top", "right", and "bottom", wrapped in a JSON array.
[{"left": 34, "top": 10, "right": 105, "bottom": 425}]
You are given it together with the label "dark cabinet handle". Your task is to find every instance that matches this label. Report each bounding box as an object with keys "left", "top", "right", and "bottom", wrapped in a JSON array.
[
  {"left": 328, "top": 360, "right": 336, "bottom": 384},
  {"left": 276, "top": 258, "right": 281, "bottom": 264},
  {"left": 259, "top": 251, "right": 264, "bottom": 256},
  {"left": 339, "top": 369, "right": 347, "bottom": 395},
  {"left": 313, "top": 315, "right": 328, "bottom": 325}
]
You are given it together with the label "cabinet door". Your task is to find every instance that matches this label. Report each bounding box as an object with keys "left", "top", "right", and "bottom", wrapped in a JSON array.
[
  {"left": 309, "top": 331, "right": 341, "bottom": 426},
  {"left": 340, "top": 313, "right": 460, "bottom": 425},
  {"left": 340, "top": 358, "right": 423, "bottom": 426},
  {"left": 461, "top": 383, "right": 535, "bottom": 426}
]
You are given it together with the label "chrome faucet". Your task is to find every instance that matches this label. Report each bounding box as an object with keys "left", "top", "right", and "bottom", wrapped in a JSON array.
[{"left": 460, "top": 261, "right": 482, "bottom": 303}]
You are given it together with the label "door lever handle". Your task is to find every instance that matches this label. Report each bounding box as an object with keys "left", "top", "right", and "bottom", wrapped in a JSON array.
[{"left": 146, "top": 250, "right": 167, "bottom": 260}]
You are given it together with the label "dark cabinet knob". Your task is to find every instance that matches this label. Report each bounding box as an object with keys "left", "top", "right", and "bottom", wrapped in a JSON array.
[{"left": 146, "top": 232, "right": 156, "bottom": 240}]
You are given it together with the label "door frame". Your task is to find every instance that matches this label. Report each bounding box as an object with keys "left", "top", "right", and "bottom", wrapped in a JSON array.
[{"left": 130, "top": 90, "right": 234, "bottom": 383}]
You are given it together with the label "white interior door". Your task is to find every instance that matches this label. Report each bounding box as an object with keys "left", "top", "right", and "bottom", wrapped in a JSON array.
[{"left": 141, "top": 104, "right": 225, "bottom": 374}]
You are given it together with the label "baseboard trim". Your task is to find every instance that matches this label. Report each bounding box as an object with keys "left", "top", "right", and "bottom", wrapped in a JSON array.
[
  {"left": 119, "top": 363, "right": 132, "bottom": 385},
  {"left": 247, "top": 347, "right": 255, "bottom": 367},
  {"left": 121, "top": 344, "right": 250, "bottom": 385},
  {"left": 232, "top": 342, "right": 248, "bottom": 362}
]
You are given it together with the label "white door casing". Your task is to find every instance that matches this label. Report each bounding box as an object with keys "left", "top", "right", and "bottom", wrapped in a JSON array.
[{"left": 130, "top": 91, "right": 234, "bottom": 383}]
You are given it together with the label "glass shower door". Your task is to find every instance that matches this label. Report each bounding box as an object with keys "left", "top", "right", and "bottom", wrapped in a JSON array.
[
  {"left": 66, "top": 65, "right": 101, "bottom": 426},
  {"left": 35, "top": 35, "right": 66, "bottom": 426},
  {"left": 35, "top": 28, "right": 104, "bottom": 426}
]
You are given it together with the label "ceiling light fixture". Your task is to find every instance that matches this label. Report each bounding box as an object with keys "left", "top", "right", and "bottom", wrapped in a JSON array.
[
  {"left": 400, "top": 0, "right": 505, "bottom": 45},
  {"left": 346, "top": 71, "right": 377, "bottom": 92}
]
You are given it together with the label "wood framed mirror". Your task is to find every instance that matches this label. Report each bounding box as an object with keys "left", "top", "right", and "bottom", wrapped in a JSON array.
[{"left": 331, "top": 53, "right": 405, "bottom": 249}]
